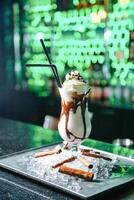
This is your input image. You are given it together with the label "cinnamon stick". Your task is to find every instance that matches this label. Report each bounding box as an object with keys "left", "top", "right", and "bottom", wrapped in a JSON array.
[
  {"left": 59, "top": 165, "right": 94, "bottom": 181},
  {"left": 80, "top": 149, "right": 91, "bottom": 153},
  {"left": 81, "top": 151, "right": 112, "bottom": 161},
  {"left": 80, "top": 149, "right": 100, "bottom": 154},
  {"left": 52, "top": 156, "right": 76, "bottom": 168},
  {"left": 77, "top": 156, "right": 93, "bottom": 169},
  {"left": 34, "top": 148, "right": 61, "bottom": 158}
]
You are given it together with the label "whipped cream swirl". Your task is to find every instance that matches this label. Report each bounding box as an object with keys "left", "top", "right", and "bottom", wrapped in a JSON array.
[{"left": 65, "top": 70, "right": 86, "bottom": 83}]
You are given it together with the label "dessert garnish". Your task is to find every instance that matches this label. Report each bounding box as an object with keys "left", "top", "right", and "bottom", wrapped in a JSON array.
[
  {"left": 33, "top": 144, "right": 112, "bottom": 181},
  {"left": 34, "top": 146, "right": 62, "bottom": 158},
  {"left": 52, "top": 156, "right": 76, "bottom": 168},
  {"left": 81, "top": 149, "right": 112, "bottom": 161},
  {"left": 65, "top": 70, "right": 86, "bottom": 83},
  {"left": 77, "top": 156, "right": 93, "bottom": 169},
  {"left": 59, "top": 165, "right": 94, "bottom": 181}
]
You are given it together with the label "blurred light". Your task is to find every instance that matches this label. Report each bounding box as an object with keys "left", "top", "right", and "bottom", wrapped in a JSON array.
[
  {"left": 90, "top": 0, "right": 96, "bottom": 4},
  {"left": 119, "top": 0, "right": 130, "bottom": 5},
  {"left": 74, "top": 32, "right": 81, "bottom": 39},
  {"left": 77, "top": 25, "right": 85, "bottom": 32},
  {"left": 73, "top": 0, "right": 79, "bottom": 6},
  {"left": 115, "top": 51, "right": 124, "bottom": 60},
  {"left": 104, "top": 29, "right": 112, "bottom": 43},
  {"left": 22, "top": 0, "right": 134, "bottom": 93},
  {"left": 36, "top": 32, "right": 44, "bottom": 40},
  {"left": 52, "top": 4, "right": 57, "bottom": 9},
  {"left": 90, "top": 13, "right": 101, "bottom": 23},
  {"left": 98, "top": 10, "right": 107, "bottom": 19},
  {"left": 45, "top": 13, "right": 51, "bottom": 23}
]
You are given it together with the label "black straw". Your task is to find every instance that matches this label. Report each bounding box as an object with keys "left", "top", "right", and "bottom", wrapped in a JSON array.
[
  {"left": 26, "top": 63, "right": 62, "bottom": 88},
  {"left": 40, "top": 39, "right": 52, "bottom": 64},
  {"left": 26, "top": 40, "right": 62, "bottom": 88},
  {"left": 26, "top": 64, "right": 55, "bottom": 67},
  {"left": 40, "top": 39, "right": 62, "bottom": 88}
]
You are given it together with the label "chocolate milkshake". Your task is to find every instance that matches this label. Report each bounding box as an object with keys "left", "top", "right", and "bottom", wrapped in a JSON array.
[{"left": 58, "top": 71, "right": 91, "bottom": 145}]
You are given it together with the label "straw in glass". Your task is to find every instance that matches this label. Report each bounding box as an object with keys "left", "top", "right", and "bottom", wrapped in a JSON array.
[
  {"left": 26, "top": 39, "right": 62, "bottom": 88},
  {"left": 40, "top": 39, "right": 62, "bottom": 88}
]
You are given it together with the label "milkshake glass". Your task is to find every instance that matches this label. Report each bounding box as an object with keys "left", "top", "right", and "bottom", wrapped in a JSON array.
[{"left": 58, "top": 71, "right": 91, "bottom": 146}]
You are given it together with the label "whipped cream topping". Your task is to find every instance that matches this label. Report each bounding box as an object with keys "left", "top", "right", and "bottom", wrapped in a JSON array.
[
  {"left": 58, "top": 70, "right": 91, "bottom": 143},
  {"left": 62, "top": 71, "right": 89, "bottom": 95},
  {"left": 65, "top": 70, "right": 86, "bottom": 83}
]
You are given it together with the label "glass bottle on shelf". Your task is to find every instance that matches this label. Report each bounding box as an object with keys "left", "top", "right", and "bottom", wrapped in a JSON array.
[
  {"left": 114, "top": 79, "right": 122, "bottom": 103},
  {"left": 129, "top": 76, "right": 134, "bottom": 104},
  {"left": 121, "top": 77, "right": 130, "bottom": 104},
  {"left": 94, "top": 79, "right": 102, "bottom": 101},
  {"left": 102, "top": 79, "right": 110, "bottom": 102},
  {"left": 88, "top": 78, "right": 95, "bottom": 101},
  {"left": 109, "top": 77, "right": 117, "bottom": 104}
]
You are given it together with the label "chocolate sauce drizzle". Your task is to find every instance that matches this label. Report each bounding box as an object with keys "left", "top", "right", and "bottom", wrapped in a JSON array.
[
  {"left": 60, "top": 93, "right": 87, "bottom": 142},
  {"left": 81, "top": 98, "right": 86, "bottom": 139}
]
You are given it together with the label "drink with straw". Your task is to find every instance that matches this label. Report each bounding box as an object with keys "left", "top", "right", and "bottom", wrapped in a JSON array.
[
  {"left": 26, "top": 39, "right": 92, "bottom": 148},
  {"left": 58, "top": 71, "right": 91, "bottom": 146}
]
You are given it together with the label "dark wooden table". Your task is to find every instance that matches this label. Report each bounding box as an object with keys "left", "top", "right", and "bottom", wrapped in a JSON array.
[{"left": 0, "top": 117, "right": 134, "bottom": 200}]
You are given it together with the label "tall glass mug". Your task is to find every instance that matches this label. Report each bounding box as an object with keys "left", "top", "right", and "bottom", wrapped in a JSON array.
[{"left": 58, "top": 83, "right": 91, "bottom": 147}]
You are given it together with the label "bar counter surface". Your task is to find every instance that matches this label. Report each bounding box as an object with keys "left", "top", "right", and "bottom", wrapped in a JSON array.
[{"left": 0, "top": 117, "right": 134, "bottom": 200}]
